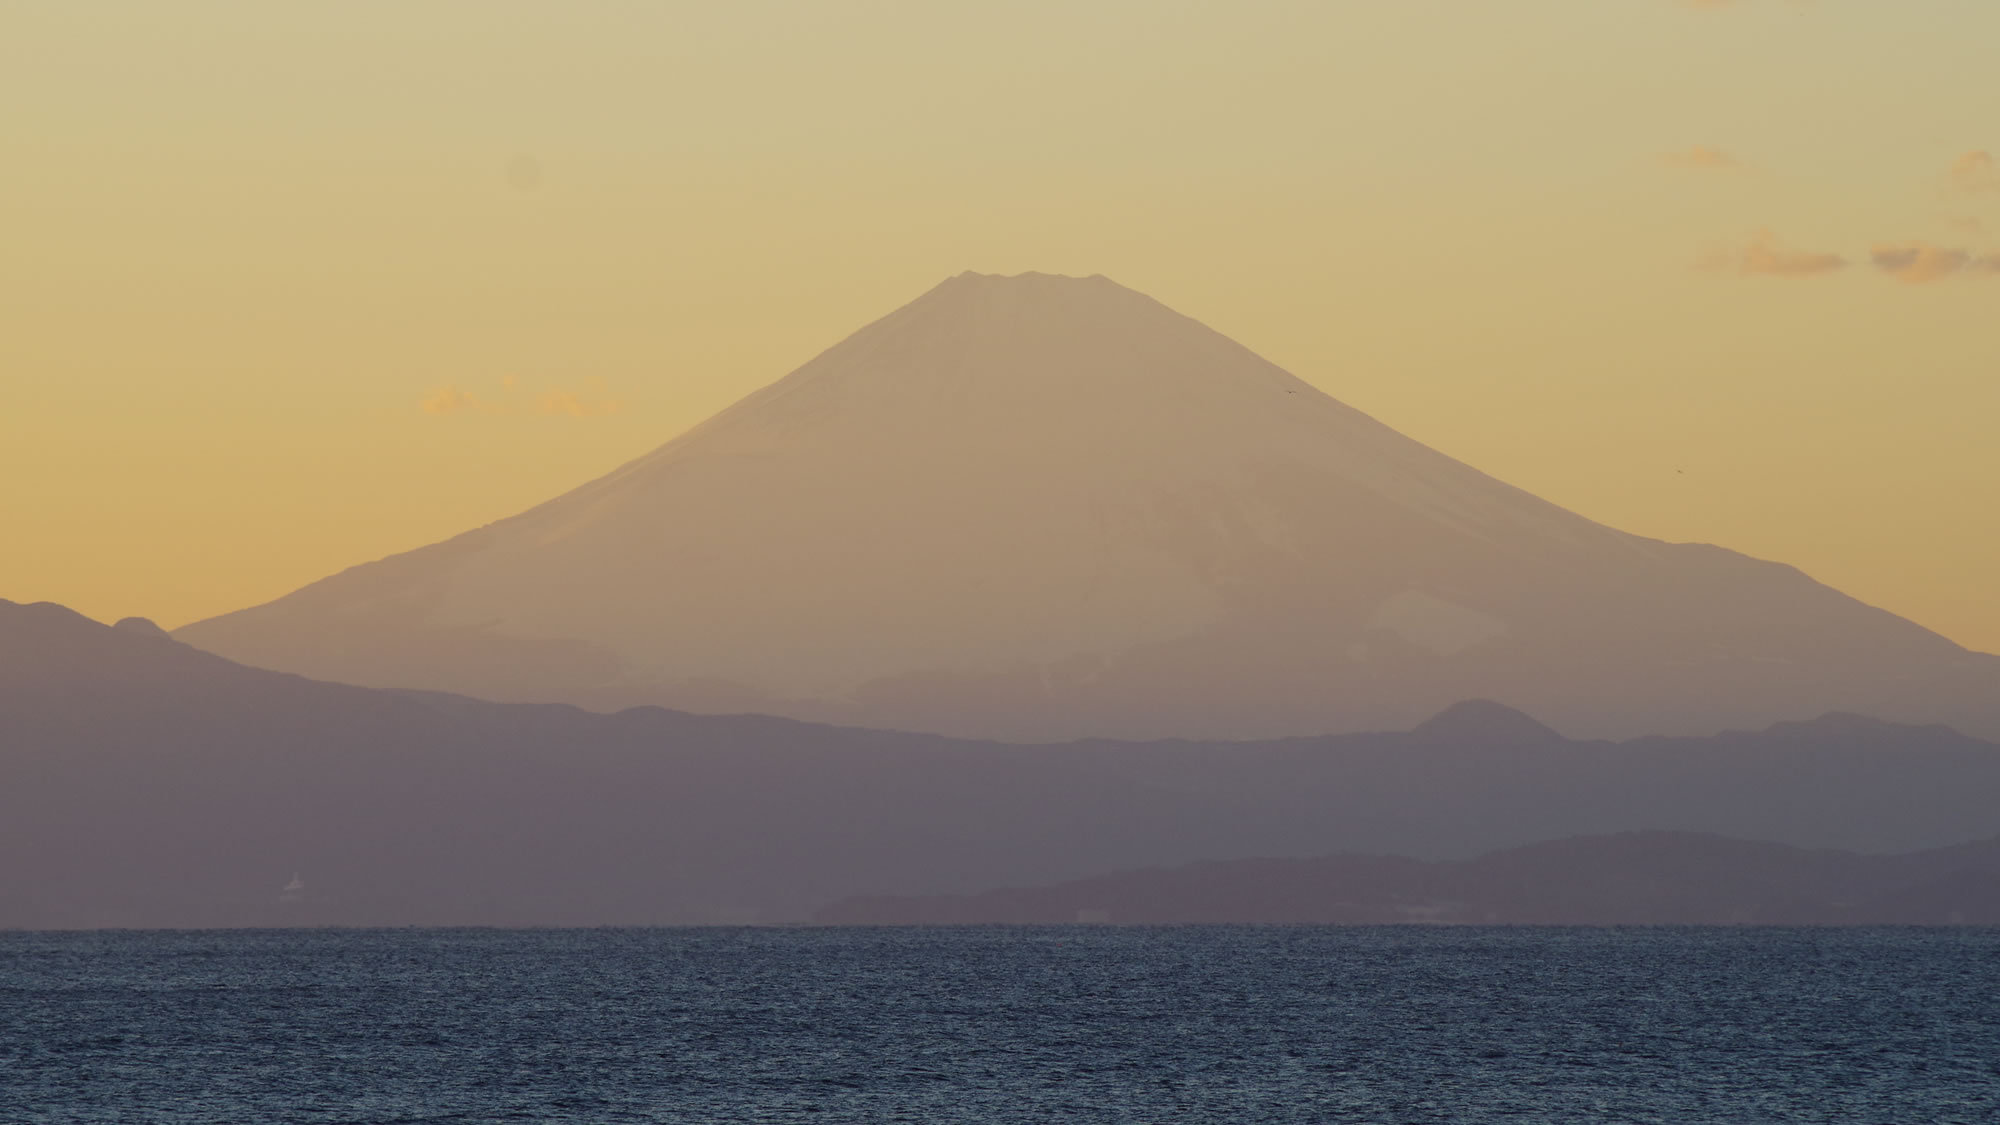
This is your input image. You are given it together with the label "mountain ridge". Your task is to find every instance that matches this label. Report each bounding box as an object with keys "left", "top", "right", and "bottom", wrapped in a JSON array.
[{"left": 11, "top": 598, "right": 2000, "bottom": 927}]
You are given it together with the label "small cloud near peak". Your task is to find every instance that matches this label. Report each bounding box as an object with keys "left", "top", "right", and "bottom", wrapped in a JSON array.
[
  {"left": 1664, "top": 145, "right": 1740, "bottom": 171},
  {"left": 1707, "top": 229, "right": 1846, "bottom": 278}
]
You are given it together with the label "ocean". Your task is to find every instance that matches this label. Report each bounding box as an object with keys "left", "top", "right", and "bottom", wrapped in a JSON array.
[{"left": 4, "top": 926, "right": 1996, "bottom": 1123}]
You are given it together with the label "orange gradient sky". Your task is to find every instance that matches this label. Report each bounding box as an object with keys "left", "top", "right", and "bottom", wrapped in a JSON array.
[{"left": 4, "top": 1, "right": 1997, "bottom": 652}]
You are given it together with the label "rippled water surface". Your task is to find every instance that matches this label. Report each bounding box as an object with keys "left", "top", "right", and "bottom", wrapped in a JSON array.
[{"left": 4, "top": 927, "right": 1998, "bottom": 1123}]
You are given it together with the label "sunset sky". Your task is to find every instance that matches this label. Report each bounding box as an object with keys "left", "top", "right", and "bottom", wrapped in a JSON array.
[{"left": 5, "top": 0, "right": 1997, "bottom": 652}]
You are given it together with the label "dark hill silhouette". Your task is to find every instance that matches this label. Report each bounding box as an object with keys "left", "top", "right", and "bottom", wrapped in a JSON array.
[
  {"left": 9, "top": 599, "right": 2000, "bottom": 928},
  {"left": 816, "top": 832, "right": 2000, "bottom": 925},
  {"left": 173, "top": 272, "right": 2000, "bottom": 743},
  {"left": 110, "top": 616, "right": 172, "bottom": 639}
]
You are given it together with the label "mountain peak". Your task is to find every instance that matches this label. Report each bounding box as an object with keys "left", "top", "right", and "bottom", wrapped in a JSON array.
[
  {"left": 112, "top": 616, "right": 173, "bottom": 640},
  {"left": 883, "top": 269, "right": 1198, "bottom": 355},
  {"left": 1410, "top": 700, "right": 1566, "bottom": 747},
  {"left": 948, "top": 269, "right": 1113, "bottom": 285},
  {"left": 0, "top": 599, "right": 101, "bottom": 635}
]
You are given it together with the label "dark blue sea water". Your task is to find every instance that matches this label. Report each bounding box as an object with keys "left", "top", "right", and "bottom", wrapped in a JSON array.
[{"left": 4, "top": 927, "right": 1998, "bottom": 1123}]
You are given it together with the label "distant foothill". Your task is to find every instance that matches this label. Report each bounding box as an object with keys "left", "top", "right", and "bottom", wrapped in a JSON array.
[{"left": 6, "top": 598, "right": 2000, "bottom": 928}]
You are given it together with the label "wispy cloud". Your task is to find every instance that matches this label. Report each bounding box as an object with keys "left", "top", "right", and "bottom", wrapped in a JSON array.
[
  {"left": 421, "top": 386, "right": 482, "bottom": 415},
  {"left": 1871, "top": 242, "right": 2000, "bottom": 283},
  {"left": 1664, "top": 145, "right": 1740, "bottom": 171},
  {"left": 1706, "top": 229, "right": 1847, "bottom": 278},
  {"left": 1946, "top": 150, "right": 1999, "bottom": 194}
]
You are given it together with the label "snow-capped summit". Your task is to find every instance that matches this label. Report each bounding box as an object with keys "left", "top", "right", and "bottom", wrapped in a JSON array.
[{"left": 176, "top": 273, "right": 2000, "bottom": 740}]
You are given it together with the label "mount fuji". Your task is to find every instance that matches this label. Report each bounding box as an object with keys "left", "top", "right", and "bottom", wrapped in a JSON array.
[{"left": 176, "top": 272, "right": 2000, "bottom": 741}]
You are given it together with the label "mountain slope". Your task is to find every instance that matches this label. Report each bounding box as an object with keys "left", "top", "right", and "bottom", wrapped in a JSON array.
[
  {"left": 13, "top": 600, "right": 2000, "bottom": 927},
  {"left": 174, "top": 271, "right": 1999, "bottom": 740}
]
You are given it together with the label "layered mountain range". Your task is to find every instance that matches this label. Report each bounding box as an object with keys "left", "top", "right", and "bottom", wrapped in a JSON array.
[
  {"left": 174, "top": 272, "right": 2000, "bottom": 741},
  {"left": 8, "top": 599, "right": 2000, "bottom": 928}
]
